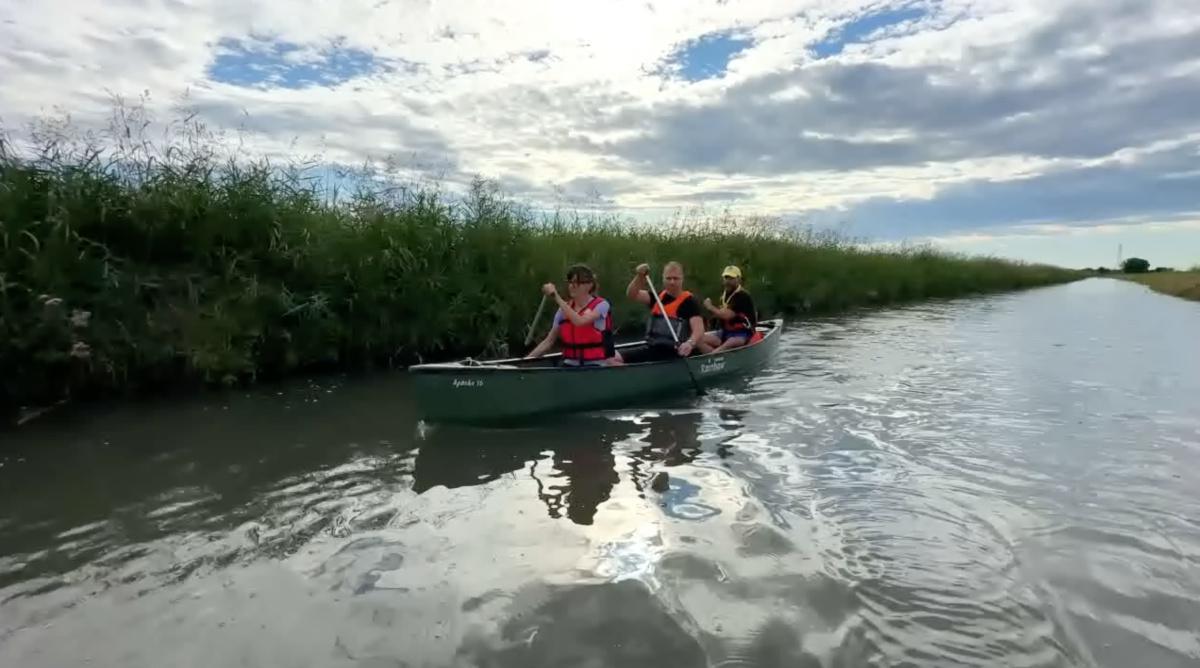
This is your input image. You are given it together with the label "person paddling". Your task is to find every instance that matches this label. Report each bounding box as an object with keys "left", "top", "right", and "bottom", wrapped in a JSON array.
[
  {"left": 700, "top": 265, "right": 757, "bottom": 354},
  {"left": 610, "top": 261, "right": 705, "bottom": 365},
  {"left": 525, "top": 264, "right": 615, "bottom": 366}
]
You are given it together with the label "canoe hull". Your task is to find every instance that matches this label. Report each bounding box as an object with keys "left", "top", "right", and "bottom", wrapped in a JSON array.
[{"left": 409, "top": 319, "right": 783, "bottom": 425}]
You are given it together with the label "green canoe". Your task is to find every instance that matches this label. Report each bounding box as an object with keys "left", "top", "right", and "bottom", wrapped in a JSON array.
[{"left": 409, "top": 319, "right": 783, "bottom": 425}]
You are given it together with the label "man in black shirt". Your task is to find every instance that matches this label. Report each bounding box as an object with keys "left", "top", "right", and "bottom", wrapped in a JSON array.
[
  {"left": 610, "top": 260, "right": 706, "bottom": 365},
  {"left": 700, "top": 265, "right": 757, "bottom": 354}
]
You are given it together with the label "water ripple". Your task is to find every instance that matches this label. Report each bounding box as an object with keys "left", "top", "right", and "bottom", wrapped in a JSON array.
[{"left": 3, "top": 279, "right": 1200, "bottom": 666}]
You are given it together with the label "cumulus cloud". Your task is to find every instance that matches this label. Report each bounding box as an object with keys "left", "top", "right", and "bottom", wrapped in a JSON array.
[
  {"left": 0, "top": 0, "right": 1197, "bottom": 262},
  {"left": 603, "top": 2, "right": 1200, "bottom": 175},
  {"left": 815, "top": 141, "right": 1200, "bottom": 239}
]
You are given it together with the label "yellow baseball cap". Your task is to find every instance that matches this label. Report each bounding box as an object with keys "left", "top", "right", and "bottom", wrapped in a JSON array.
[{"left": 721, "top": 265, "right": 742, "bottom": 279}]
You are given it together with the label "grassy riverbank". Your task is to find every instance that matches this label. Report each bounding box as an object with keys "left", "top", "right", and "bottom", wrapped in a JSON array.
[
  {"left": 1, "top": 125, "right": 1083, "bottom": 417},
  {"left": 1122, "top": 271, "right": 1200, "bottom": 302}
]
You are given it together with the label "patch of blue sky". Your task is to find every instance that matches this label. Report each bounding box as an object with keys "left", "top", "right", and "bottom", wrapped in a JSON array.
[
  {"left": 811, "top": 4, "right": 929, "bottom": 59},
  {"left": 208, "top": 37, "right": 382, "bottom": 89},
  {"left": 663, "top": 31, "right": 754, "bottom": 82},
  {"left": 290, "top": 163, "right": 409, "bottom": 205},
  {"left": 815, "top": 156, "right": 1200, "bottom": 242}
]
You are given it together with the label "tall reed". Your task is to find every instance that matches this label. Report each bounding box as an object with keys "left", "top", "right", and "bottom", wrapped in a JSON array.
[{"left": 0, "top": 107, "right": 1083, "bottom": 415}]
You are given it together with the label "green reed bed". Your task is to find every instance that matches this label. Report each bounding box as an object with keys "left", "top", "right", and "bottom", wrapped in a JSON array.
[{"left": 0, "top": 122, "right": 1082, "bottom": 416}]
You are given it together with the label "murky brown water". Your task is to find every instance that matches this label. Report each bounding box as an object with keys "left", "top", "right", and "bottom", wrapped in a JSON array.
[{"left": 2, "top": 277, "right": 1199, "bottom": 667}]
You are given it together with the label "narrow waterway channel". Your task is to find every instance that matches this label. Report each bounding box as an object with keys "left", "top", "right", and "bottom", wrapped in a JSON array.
[{"left": 2, "top": 277, "right": 1198, "bottom": 667}]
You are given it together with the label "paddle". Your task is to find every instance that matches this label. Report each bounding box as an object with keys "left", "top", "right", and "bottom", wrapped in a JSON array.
[
  {"left": 645, "top": 274, "right": 706, "bottom": 397},
  {"left": 523, "top": 293, "right": 548, "bottom": 347}
]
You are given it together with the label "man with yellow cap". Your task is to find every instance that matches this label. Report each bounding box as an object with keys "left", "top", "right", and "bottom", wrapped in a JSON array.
[{"left": 699, "top": 265, "right": 757, "bottom": 354}]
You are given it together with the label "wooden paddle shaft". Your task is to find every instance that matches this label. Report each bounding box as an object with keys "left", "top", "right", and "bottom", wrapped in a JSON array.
[{"left": 524, "top": 294, "right": 548, "bottom": 345}]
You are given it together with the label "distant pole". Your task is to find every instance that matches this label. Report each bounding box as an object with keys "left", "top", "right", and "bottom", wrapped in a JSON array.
[{"left": 1117, "top": 243, "right": 1123, "bottom": 269}]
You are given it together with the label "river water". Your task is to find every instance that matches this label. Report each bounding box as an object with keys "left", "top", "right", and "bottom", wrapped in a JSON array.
[{"left": 1, "top": 277, "right": 1198, "bottom": 667}]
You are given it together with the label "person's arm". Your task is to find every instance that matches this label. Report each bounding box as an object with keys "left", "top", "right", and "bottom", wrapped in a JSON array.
[
  {"left": 525, "top": 323, "right": 561, "bottom": 358},
  {"left": 627, "top": 264, "right": 652, "bottom": 305},
  {"left": 553, "top": 292, "right": 603, "bottom": 327},
  {"left": 676, "top": 299, "right": 706, "bottom": 355},
  {"left": 703, "top": 297, "right": 735, "bottom": 321},
  {"left": 687, "top": 315, "right": 705, "bottom": 346}
]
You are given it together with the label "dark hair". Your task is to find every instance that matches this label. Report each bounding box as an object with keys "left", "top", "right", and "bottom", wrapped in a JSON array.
[{"left": 566, "top": 263, "right": 598, "bottom": 295}]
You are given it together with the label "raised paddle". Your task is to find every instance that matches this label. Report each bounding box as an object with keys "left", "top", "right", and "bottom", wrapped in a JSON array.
[
  {"left": 644, "top": 273, "right": 706, "bottom": 397},
  {"left": 523, "top": 293, "right": 548, "bottom": 346}
]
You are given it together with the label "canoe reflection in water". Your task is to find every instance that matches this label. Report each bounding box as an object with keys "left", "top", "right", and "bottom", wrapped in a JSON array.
[
  {"left": 411, "top": 416, "right": 637, "bottom": 526},
  {"left": 411, "top": 409, "right": 742, "bottom": 526}
]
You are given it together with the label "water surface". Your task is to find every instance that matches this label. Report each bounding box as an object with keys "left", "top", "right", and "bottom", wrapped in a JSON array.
[{"left": 2, "top": 278, "right": 1198, "bottom": 667}]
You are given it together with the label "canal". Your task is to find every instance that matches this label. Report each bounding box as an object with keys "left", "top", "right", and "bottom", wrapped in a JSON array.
[{"left": 2, "top": 277, "right": 1198, "bottom": 667}]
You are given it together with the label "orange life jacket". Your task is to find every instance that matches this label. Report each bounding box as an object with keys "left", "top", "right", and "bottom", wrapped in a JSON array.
[
  {"left": 560, "top": 296, "right": 613, "bottom": 362},
  {"left": 650, "top": 290, "right": 692, "bottom": 318},
  {"left": 647, "top": 290, "right": 693, "bottom": 346}
]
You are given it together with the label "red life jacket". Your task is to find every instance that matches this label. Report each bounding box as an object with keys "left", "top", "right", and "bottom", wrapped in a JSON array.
[{"left": 560, "top": 296, "right": 614, "bottom": 361}]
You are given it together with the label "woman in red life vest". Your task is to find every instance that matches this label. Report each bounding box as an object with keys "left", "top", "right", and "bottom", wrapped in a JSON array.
[
  {"left": 699, "top": 265, "right": 759, "bottom": 354},
  {"left": 525, "top": 264, "right": 616, "bottom": 366}
]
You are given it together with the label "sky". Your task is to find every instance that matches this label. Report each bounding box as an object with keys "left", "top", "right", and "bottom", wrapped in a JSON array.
[{"left": 1, "top": 0, "right": 1198, "bottom": 269}]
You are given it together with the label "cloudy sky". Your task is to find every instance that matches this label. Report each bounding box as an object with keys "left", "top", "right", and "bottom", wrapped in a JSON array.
[{"left": 2, "top": 0, "right": 1198, "bottom": 268}]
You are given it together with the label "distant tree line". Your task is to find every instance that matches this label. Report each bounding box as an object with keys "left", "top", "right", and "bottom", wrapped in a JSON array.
[
  {"left": 1081, "top": 259, "right": 1179, "bottom": 274},
  {"left": 1121, "top": 257, "right": 1150, "bottom": 273}
]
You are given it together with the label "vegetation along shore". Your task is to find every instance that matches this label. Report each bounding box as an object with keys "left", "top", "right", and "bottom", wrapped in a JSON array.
[
  {"left": 1121, "top": 271, "right": 1200, "bottom": 302},
  {"left": 0, "top": 115, "right": 1083, "bottom": 420}
]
